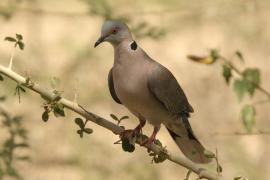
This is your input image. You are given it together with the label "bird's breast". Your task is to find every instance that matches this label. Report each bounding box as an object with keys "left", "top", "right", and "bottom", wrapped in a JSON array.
[{"left": 112, "top": 61, "right": 169, "bottom": 125}]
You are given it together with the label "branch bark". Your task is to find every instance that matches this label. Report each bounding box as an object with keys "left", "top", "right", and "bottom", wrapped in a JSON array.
[{"left": 0, "top": 64, "right": 223, "bottom": 180}]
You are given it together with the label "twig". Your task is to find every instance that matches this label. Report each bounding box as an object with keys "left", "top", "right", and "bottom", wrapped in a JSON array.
[
  {"left": 219, "top": 56, "right": 270, "bottom": 98},
  {"left": 0, "top": 64, "right": 223, "bottom": 180}
]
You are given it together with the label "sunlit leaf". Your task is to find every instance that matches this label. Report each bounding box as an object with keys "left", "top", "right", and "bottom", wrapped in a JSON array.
[
  {"left": 187, "top": 55, "right": 215, "bottom": 65},
  {"left": 241, "top": 105, "right": 256, "bottom": 133}
]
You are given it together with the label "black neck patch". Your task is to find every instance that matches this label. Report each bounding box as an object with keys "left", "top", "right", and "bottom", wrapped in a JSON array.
[{"left": 130, "top": 41, "right": 137, "bottom": 50}]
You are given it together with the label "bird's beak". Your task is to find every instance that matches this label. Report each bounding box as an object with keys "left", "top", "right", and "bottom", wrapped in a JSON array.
[{"left": 94, "top": 35, "right": 108, "bottom": 48}]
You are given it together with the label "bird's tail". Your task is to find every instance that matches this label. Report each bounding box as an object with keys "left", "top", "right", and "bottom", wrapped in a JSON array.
[{"left": 165, "top": 114, "right": 211, "bottom": 163}]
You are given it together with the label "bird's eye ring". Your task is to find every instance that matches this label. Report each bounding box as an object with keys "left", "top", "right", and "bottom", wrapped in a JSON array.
[{"left": 111, "top": 27, "right": 118, "bottom": 34}]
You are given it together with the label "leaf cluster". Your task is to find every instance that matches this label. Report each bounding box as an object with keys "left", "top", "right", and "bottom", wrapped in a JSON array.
[{"left": 0, "top": 97, "right": 29, "bottom": 180}]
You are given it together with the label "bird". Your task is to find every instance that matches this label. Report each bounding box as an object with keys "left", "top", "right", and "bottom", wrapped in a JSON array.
[{"left": 94, "top": 20, "right": 211, "bottom": 163}]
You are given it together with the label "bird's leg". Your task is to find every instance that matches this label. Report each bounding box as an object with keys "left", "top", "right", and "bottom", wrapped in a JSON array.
[
  {"left": 141, "top": 124, "right": 161, "bottom": 146},
  {"left": 121, "top": 117, "right": 146, "bottom": 140}
]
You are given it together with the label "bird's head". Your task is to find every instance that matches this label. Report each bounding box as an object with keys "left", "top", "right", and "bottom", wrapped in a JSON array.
[{"left": 94, "top": 20, "right": 132, "bottom": 47}]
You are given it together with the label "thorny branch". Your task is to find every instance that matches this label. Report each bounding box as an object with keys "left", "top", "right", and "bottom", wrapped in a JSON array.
[{"left": 0, "top": 64, "right": 223, "bottom": 180}]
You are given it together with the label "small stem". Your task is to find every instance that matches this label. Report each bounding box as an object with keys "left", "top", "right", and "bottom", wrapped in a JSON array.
[{"left": 219, "top": 56, "right": 270, "bottom": 98}]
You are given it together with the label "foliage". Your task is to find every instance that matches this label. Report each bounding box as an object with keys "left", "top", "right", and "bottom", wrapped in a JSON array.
[
  {"left": 82, "top": 0, "right": 166, "bottom": 39},
  {"left": 188, "top": 50, "right": 270, "bottom": 133},
  {"left": 0, "top": 97, "right": 29, "bottom": 180}
]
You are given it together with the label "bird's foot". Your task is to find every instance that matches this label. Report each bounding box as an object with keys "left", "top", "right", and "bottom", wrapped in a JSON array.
[
  {"left": 141, "top": 136, "right": 156, "bottom": 146},
  {"left": 140, "top": 125, "right": 160, "bottom": 147}
]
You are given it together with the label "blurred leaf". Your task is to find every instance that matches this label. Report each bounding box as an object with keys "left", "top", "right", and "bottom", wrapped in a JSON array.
[
  {"left": 242, "top": 68, "right": 260, "bottom": 96},
  {"left": 187, "top": 55, "right": 215, "bottom": 65},
  {"left": 83, "top": 128, "right": 93, "bottom": 134},
  {"left": 17, "top": 41, "right": 24, "bottom": 50},
  {"left": 16, "top": 34, "right": 23, "bottom": 40},
  {"left": 110, "top": 113, "right": 119, "bottom": 121},
  {"left": 121, "top": 137, "right": 135, "bottom": 152},
  {"left": 204, "top": 149, "right": 215, "bottom": 159},
  {"left": 233, "top": 79, "right": 248, "bottom": 101},
  {"left": 0, "top": 96, "right": 6, "bottom": 101},
  {"left": 18, "top": 86, "right": 26, "bottom": 93},
  {"left": 50, "top": 77, "right": 61, "bottom": 89},
  {"left": 222, "top": 64, "right": 232, "bottom": 84},
  {"left": 210, "top": 49, "right": 220, "bottom": 61},
  {"left": 241, "top": 105, "right": 256, "bottom": 133},
  {"left": 75, "top": 118, "right": 84, "bottom": 129},
  {"left": 217, "top": 164, "right": 223, "bottom": 173},
  {"left": 4, "top": 36, "right": 16, "bottom": 42},
  {"left": 42, "top": 111, "right": 49, "bottom": 122},
  {"left": 7, "top": 166, "right": 19, "bottom": 177},
  {"left": 0, "top": 74, "right": 3, "bottom": 81},
  {"left": 53, "top": 103, "right": 65, "bottom": 117},
  {"left": 120, "top": 116, "right": 129, "bottom": 120},
  {"left": 235, "top": 51, "right": 244, "bottom": 62},
  {"left": 16, "top": 156, "right": 30, "bottom": 161}
]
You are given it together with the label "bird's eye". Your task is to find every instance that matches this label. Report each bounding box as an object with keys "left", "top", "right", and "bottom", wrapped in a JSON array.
[{"left": 111, "top": 27, "right": 118, "bottom": 34}]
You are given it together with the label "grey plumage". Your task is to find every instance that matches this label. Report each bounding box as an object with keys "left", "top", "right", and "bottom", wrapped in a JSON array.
[{"left": 95, "top": 20, "right": 211, "bottom": 163}]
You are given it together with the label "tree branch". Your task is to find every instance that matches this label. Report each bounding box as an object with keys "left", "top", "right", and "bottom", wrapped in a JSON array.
[{"left": 0, "top": 64, "right": 223, "bottom": 180}]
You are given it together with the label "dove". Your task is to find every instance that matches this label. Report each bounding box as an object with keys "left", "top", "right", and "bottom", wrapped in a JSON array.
[{"left": 94, "top": 20, "right": 211, "bottom": 163}]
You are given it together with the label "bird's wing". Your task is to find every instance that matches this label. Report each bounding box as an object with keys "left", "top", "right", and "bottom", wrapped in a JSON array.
[
  {"left": 147, "top": 63, "right": 193, "bottom": 115},
  {"left": 108, "top": 68, "right": 122, "bottom": 104},
  {"left": 147, "top": 64, "right": 211, "bottom": 163}
]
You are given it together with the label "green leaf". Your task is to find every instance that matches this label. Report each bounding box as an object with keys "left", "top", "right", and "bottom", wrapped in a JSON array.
[
  {"left": 222, "top": 64, "right": 232, "bottom": 84},
  {"left": 120, "top": 115, "right": 129, "bottom": 120},
  {"left": 75, "top": 118, "right": 84, "bottom": 129},
  {"left": 241, "top": 105, "right": 256, "bottom": 133},
  {"left": 7, "top": 166, "right": 20, "bottom": 177},
  {"left": 235, "top": 51, "right": 244, "bottom": 62},
  {"left": 217, "top": 164, "right": 223, "bottom": 173},
  {"left": 18, "top": 41, "right": 25, "bottom": 50},
  {"left": 121, "top": 137, "right": 135, "bottom": 152},
  {"left": 4, "top": 36, "right": 16, "bottom": 42},
  {"left": 50, "top": 77, "right": 61, "bottom": 89},
  {"left": 0, "top": 74, "right": 4, "bottom": 81},
  {"left": 19, "top": 86, "right": 26, "bottom": 93},
  {"left": 233, "top": 79, "right": 248, "bottom": 101},
  {"left": 0, "top": 96, "right": 6, "bottom": 101},
  {"left": 53, "top": 103, "right": 65, "bottom": 117},
  {"left": 42, "top": 111, "right": 49, "bottom": 122},
  {"left": 242, "top": 68, "right": 260, "bottom": 96},
  {"left": 16, "top": 156, "right": 30, "bottom": 161},
  {"left": 83, "top": 128, "right": 93, "bottom": 134},
  {"left": 110, "top": 113, "right": 119, "bottom": 121},
  {"left": 204, "top": 149, "right": 215, "bottom": 159},
  {"left": 77, "top": 129, "right": 83, "bottom": 138},
  {"left": 16, "top": 34, "right": 23, "bottom": 40},
  {"left": 210, "top": 49, "right": 220, "bottom": 61}
]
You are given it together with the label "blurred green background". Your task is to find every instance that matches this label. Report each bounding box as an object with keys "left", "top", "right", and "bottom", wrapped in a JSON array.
[{"left": 1, "top": 0, "right": 270, "bottom": 179}]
